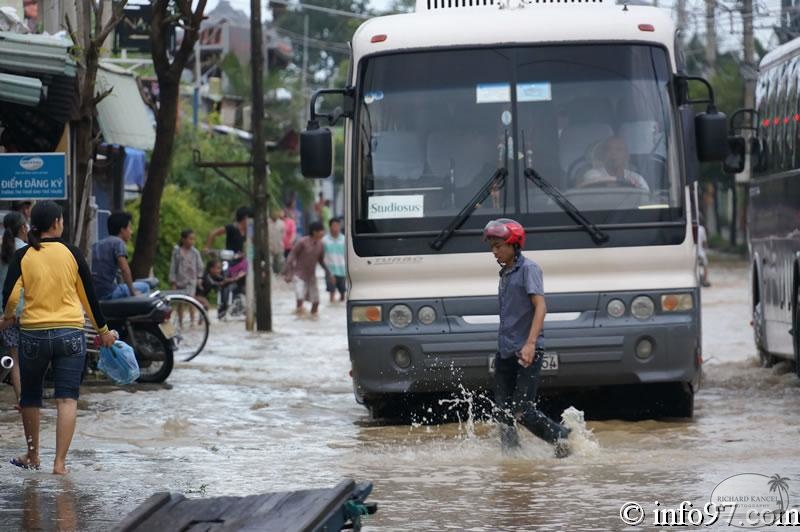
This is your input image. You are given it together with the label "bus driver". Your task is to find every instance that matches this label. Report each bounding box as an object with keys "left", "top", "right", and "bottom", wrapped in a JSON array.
[{"left": 578, "top": 136, "right": 650, "bottom": 191}]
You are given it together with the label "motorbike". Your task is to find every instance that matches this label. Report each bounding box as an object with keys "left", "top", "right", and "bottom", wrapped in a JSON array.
[
  {"left": 0, "top": 355, "right": 12, "bottom": 386},
  {"left": 86, "top": 292, "right": 177, "bottom": 383},
  {"left": 219, "top": 249, "right": 246, "bottom": 318}
]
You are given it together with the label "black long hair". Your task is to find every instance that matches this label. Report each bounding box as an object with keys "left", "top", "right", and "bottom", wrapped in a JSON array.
[
  {"left": 28, "top": 201, "right": 62, "bottom": 250},
  {"left": 1, "top": 211, "right": 25, "bottom": 264}
]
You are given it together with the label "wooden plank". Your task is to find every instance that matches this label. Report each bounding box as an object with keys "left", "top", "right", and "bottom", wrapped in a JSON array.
[
  {"left": 181, "top": 496, "right": 239, "bottom": 532},
  {"left": 114, "top": 493, "right": 181, "bottom": 532},
  {"left": 119, "top": 480, "right": 364, "bottom": 532},
  {"left": 213, "top": 492, "right": 297, "bottom": 531},
  {"left": 134, "top": 496, "right": 237, "bottom": 532},
  {"left": 295, "top": 480, "right": 356, "bottom": 532}
]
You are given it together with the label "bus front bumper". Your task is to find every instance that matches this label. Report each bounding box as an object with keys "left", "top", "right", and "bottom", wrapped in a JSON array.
[{"left": 349, "top": 321, "right": 700, "bottom": 402}]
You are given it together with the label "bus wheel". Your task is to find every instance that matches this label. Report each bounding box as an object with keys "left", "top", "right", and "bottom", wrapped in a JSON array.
[{"left": 753, "top": 302, "right": 775, "bottom": 368}]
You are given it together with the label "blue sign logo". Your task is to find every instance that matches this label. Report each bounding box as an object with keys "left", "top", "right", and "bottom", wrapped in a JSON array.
[{"left": 0, "top": 153, "right": 67, "bottom": 200}]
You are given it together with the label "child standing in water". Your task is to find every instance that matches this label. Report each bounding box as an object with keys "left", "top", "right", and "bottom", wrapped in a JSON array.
[
  {"left": 483, "top": 218, "right": 572, "bottom": 458},
  {"left": 169, "top": 229, "right": 204, "bottom": 325}
]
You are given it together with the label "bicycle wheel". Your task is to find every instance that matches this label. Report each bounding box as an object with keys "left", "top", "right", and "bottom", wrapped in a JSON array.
[{"left": 165, "top": 294, "right": 210, "bottom": 362}]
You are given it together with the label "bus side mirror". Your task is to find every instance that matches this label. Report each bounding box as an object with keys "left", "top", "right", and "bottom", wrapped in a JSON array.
[
  {"left": 300, "top": 127, "right": 333, "bottom": 179},
  {"left": 678, "top": 75, "right": 728, "bottom": 162},
  {"left": 695, "top": 110, "right": 728, "bottom": 162},
  {"left": 723, "top": 136, "right": 746, "bottom": 174},
  {"left": 300, "top": 87, "right": 354, "bottom": 179}
]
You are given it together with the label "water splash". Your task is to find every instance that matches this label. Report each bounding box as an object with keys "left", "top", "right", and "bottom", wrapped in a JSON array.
[
  {"left": 561, "top": 406, "right": 600, "bottom": 456},
  {"left": 437, "top": 385, "right": 484, "bottom": 440}
]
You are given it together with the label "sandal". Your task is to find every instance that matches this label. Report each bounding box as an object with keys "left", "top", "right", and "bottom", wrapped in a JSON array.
[{"left": 10, "top": 457, "right": 40, "bottom": 470}]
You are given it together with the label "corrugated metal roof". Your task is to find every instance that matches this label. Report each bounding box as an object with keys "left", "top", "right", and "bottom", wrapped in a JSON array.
[
  {"left": 0, "top": 72, "right": 42, "bottom": 106},
  {"left": 96, "top": 63, "right": 155, "bottom": 151},
  {"left": 0, "top": 30, "right": 76, "bottom": 77}
]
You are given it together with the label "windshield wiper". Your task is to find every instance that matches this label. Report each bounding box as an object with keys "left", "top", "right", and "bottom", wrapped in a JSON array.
[
  {"left": 429, "top": 167, "right": 508, "bottom": 251},
  {"left": 523, "top": 167, "right": 609, "bottom": 245}
]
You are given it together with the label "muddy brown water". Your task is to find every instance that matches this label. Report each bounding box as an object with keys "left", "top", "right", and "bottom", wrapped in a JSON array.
[{"left": 1, "top": 262, "right": 799, "bottom": 531}]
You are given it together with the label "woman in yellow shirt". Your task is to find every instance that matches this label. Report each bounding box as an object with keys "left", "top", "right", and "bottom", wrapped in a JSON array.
[{"left": 3, "top": 201, "right": 115, "bottom": 474}]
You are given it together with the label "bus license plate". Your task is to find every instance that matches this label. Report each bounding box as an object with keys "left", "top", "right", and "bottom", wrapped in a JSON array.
[
  {"left": 541, "top": 352, "right": 559, "bottom": 372},
  {"left": 488, "top": 353, "right": 559, "bottom": 372},
  {"left": 159, "top": 321, "right": 176, "bottom": 339}
]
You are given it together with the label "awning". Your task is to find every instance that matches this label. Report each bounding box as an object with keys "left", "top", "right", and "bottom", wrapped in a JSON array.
[
  {"left": 0, "top": 73, "right": 42, "bottom": 106},
  {"left": 96, "top": 62, "right": 155, "bottom": 151},
  {"left": 0, "top": 30, "right": 76, "bottom": 78}
]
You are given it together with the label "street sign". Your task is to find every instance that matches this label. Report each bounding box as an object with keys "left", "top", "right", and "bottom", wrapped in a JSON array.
[
  {"left": 0, "top": 153, "right": 67, "bottom": 200},
  {"left": 116, "top": 4, "right": 153, "bottom": 53}
]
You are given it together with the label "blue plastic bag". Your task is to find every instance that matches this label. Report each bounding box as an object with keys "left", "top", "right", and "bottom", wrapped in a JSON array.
[{"left": 98, "top": 340, "right": 140, "bottom": 385}]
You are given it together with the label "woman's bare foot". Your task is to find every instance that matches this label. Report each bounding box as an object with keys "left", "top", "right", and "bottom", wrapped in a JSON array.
[{"left": 53, "top": 461, "right": 68, "bottom": 475}]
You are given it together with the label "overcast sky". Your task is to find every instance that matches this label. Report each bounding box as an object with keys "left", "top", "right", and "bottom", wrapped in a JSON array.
[{"left": 203, "top": 0, "right": 395, "bottom": 16}]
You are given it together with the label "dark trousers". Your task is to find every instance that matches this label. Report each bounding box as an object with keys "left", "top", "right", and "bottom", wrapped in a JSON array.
[
  {"left": 494, "top": 350, "right": 569, "bottom": 444},
  {"left": 19, "top": 328, "right": 86, "bottom": 407}
]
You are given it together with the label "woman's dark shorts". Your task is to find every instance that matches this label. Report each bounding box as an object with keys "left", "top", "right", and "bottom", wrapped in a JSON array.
[{"left": 19, "top": 328, "right": 86, "bottom": 408}]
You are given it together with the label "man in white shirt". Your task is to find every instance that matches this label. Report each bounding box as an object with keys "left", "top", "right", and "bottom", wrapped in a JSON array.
[{"left": 578, "top": 136, "right": 650, "bottom": 192}]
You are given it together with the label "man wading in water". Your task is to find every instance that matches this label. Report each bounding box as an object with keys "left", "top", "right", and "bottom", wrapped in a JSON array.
[{"left": 484, "top": 218, "right": 572, "bottom": 458}]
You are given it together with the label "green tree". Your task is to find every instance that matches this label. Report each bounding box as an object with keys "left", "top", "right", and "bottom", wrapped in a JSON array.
[
  {"left": 127, "top": 185, "right": 215, "bottom": 284},
  {"left": 131, "top": 0, "right": 209, "bottom": 278},
  {"left": 271, "top": 1, "right": 370, "bottom": 83}
]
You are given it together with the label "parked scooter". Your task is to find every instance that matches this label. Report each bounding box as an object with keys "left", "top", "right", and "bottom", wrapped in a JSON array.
[
  {"left": 0, "top": 355, "right": 12, "bottom": 386},
  {"left": 86, "top": 292, "right": 177, "bottom": 383}
]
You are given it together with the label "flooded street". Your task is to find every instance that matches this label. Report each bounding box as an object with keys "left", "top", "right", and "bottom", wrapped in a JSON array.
[{"left": 2, "top": 261, "right": 800, "bottom": 531}]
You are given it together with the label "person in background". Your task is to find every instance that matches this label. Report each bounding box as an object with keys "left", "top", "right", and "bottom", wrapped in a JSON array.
[
  {"left": 282, "top": 206, "right": 297, "bottom": 259},
  {"left": 323, "top": 218, "right": 346, "bottom": 303},
  {"left": 0, "top": 211, "right": 27, "bottom": 409},
  {"left": 3, "top": 201, "right": 116, "bottom": 474},
  {"left": 483, "top": 218, "right": 572, "bottom": 458},
  {"left": 169, "top": 229, "right": 204, "bottom": 327},
  {"left": 321, "top": 199, "right": 332, "bottom": 232},
  {"left": 169, "top": 229, "right": 203, "bottom": 296},
  {"left": 268, "top": 208, "right": 285, "bottom": 275},
  {"left": 11, "top": 201, "right": 33, "bottom": 225},
  {"left": 283, "top": 221, "right": 334, "bottom": 319},
  {"left": 91, "top": 212, "right": 149, "bottom": 300},
  {"left": 205, "top": 206, "right": 251, "bottom": 264},
  {"left": 313, "top": 191, "right": 325, "bottom": 222},
  {"left": 196, "top": 259, "right": 243, "bottom": 319}
]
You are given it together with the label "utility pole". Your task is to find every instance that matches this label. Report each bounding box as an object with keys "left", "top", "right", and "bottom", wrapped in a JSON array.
[
  {"left": 675, "top": 0, "right": 688, "bottom": 44},
  {"left": 301, "top": 13, "right": 309, "bottom": 120},
  {"left": 251, "top": 0, "right": 271, "bottom": 331},
  {"left": 704, "top": 0, "right": 717, "bottom": 74}
]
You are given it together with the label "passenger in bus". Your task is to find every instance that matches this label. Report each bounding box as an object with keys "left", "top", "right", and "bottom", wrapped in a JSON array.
[
  {"left": 577, "top": 136, "right": 650, "bottom": 191},
  {"left": 483, "top": 219, "right": 572, "bottom": 458}
]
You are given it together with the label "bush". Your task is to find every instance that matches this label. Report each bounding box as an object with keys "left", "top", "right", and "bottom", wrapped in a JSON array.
[{"left": 126, "top": 185, "right": 215, "bottom": 286}]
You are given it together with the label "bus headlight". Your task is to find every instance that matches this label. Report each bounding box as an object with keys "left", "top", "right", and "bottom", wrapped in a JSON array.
[
  {"left": 352, "top": 305, "right": 382, "bottom": 323},
  {"left": 631, "top": 296, "right": 655, "bottom": 320},
  {"left": 418, "top": 306, "right": 437, "bottom": 325},
  {"left": 389, "top": 304, "right": 413, "bottom": 328},
  {"left": 607, "top": 299, "right": 626, "bottom": 318},
  {"left": 661, "top": 293, "right": 694, "bottom": 312}
]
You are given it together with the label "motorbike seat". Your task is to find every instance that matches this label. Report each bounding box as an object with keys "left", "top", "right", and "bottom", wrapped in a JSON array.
[{"left": 100, "top": 295, "right": 161, "bottom": 319}]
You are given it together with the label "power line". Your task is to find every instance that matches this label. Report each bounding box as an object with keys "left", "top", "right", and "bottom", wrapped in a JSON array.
[{"left": 269, "top": 0, "right": 371, "bottom": 19}]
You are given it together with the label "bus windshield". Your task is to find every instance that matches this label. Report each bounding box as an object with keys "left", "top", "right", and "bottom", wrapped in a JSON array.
[{"left": 354, "top": 44, "right": 682, "bottom": 237}]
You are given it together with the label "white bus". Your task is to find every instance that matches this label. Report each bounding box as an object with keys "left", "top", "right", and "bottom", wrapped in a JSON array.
[{"left": 301, "top": 0, "right": 728, "bottom": 418}]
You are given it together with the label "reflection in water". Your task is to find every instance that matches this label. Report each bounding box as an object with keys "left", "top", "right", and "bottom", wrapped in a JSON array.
[
  {"left": 20, "top": 478, "right": 78, "bottom": 532},
  {"left": 0, "top": 265, "right": 799, "bottom": 530}
]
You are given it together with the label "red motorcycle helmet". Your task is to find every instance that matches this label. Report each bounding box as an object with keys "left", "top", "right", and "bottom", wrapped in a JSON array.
[{"left": 483, "top": 218, "right": 525, "bottom": 248}]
